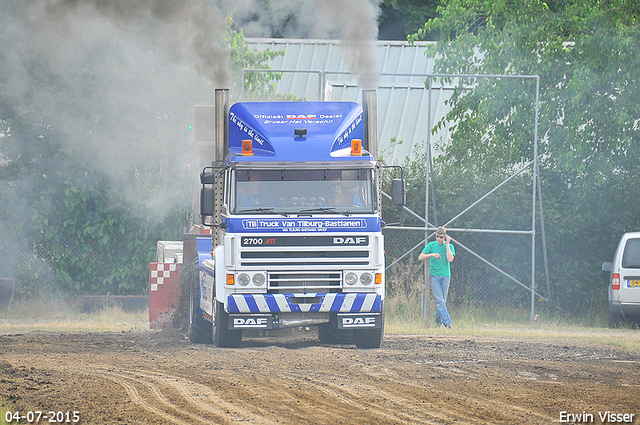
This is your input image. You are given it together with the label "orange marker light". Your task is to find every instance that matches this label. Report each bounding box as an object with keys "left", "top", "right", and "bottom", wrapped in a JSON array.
[
  {"left": 350, "top": 139, "right": 362, "bottom": 156},
  {"left": 226, "top": 274, "right": 235, "bottom": 285},
  {"left": 242, "top": 139, "right": 254, "bottom": 156},
  {"left": 375, "top": 273, "right": 382, "bottom": 285}
]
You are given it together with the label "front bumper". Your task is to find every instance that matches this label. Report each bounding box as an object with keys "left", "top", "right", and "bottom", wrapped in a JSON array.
[
  {"left": 609, "top": 301, "right": 640, "bottom": 316},
  {"left": 228, "top": 293, "right": 382, "bottom": 314}
]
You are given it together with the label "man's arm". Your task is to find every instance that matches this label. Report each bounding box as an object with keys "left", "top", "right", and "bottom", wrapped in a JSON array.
[
  {"left": 419, "top": 250, "right": 440, "bottom": 261},
  {"left": 445, "top": 235, "right": 454, "bottom": 262}
]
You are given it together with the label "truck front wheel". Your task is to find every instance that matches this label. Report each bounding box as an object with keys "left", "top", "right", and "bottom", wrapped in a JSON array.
[
  {"left": 212, "top": 301, "right": 242, "bottom": 348},
  {"left": 188, "top": 262, "right": 213, "bottom": 344},
  {"left": 354, "top": 306, "right": 384, "bottom": 349},
  {"left": 318, "top": 314, "right": 353, "bottom": 345}
]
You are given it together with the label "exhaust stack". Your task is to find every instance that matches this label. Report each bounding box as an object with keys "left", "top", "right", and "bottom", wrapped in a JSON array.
[
  {"left": 214, "top": 89, "right": 229, "bottom": 162},
  {"left": 362, "top": 89, "right": 377, "bottom": 159},
  {"left": 212, "top": 89, "right": 229, "bottom": 246}
]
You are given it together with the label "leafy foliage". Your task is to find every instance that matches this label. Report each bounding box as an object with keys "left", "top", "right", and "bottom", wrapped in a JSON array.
[
  {"left": 227, "top": 16, "right": 286, "bottom": 100},
  {"left": 379, "top": 0, "right": 442, "bottom": 40},
  {"left": 409, "top": 0, "right": 640, "bottom": 312}
]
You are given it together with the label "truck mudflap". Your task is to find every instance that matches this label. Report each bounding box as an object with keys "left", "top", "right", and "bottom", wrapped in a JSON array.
[
  {"left": 337, "top": 313, "right": 381, "bottom": 329},
  {"left": 227, "top": 293, "right": 382, "bottom": 314},
  {"left": 230, "top": 314, "right": 273, "bottom": 329}
]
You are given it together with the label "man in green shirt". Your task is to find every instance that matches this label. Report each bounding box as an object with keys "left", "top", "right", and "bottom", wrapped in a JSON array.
[{"left": 419, "top": 226, "right": 455, "bottom": 327}]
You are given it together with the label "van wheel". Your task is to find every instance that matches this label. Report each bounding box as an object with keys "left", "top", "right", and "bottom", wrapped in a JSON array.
[
  {"left": 188, "top": 262, "right": 212, "bottom": 344},
  {"left": 608, "top": 311, "right": 621, "bottom": 328},
  {"left": 212, "top": 301, "right": 242, "bottom": 348}
]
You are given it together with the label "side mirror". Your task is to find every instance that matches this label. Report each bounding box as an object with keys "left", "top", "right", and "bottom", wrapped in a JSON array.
[
  {"left": 602, "top": 262, "right": 612, "bottom": 272},
  {"left": 200, "top": 171, "right": 215, "bottom": 185},
  {"left": 200, "top": 188, "right": 215, "bottom": 222},
  {"left": 391, "top": 178, "right": 406, "bottom": 207}
]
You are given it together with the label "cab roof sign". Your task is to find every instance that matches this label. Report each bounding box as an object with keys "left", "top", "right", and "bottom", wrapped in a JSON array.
[{"left": 227, "top": 102, "right": 370, "bottom": 162}]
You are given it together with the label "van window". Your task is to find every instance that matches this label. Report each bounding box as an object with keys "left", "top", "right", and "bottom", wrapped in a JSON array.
[{"left": 622, "top": 238, "right": 640, "bottom": 268}]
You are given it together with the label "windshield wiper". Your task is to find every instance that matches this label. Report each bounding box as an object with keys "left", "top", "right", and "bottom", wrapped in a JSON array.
[
  {"left": 298, "top": 207, "right": 352, "bottom": 216},
  {"left": 239, "top": 207, "right": 274, "bottom": 213},
  {"left": 237, "top": 207, "right": 290, "bottom": 216}
]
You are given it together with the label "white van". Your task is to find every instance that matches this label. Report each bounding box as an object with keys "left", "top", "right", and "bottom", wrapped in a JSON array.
[{"left": 602, "top": 232, "right": 640, "bottom": 327}]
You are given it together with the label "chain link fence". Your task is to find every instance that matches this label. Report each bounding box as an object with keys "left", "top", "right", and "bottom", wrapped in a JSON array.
[
  {"left": 383, "top": 227, "right": 535, "bottom": 313},
  {"left": 2, "top": 219, "right": 538, "bottom": 314},
  {"left": 0, "top": 227, "right": 58, "bottom": 304}
]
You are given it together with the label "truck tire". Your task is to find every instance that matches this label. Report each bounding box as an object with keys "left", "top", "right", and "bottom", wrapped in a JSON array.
[
  {"left": 212, "top": 300, "right": 242, "bottom": 348},
  {"left": 354, "top": 306, "right": 384, "bottom": 349},
  {"left": 188, "top": 262, "right": 213, "bottom": 344},
  {"left": 317, "top": 315, "right": 354, "bottom": 345}
]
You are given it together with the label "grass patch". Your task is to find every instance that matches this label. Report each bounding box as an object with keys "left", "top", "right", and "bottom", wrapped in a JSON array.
[
  {"left": 0, "top": 297, "right": 149, "bottom": 333},
  {"left": 2, "top": 295, "right": 639, "bottom": 351},
  {"left": 384, "top": 295, "right": 640, "bottom": 350}
]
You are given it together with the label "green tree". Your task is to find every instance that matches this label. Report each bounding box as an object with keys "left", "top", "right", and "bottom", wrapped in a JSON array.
[
  {"left": 227, "top": 16, "right": 287, "bottom": 100},
  {"left": 379, "top": 0, "right": 442, "bottom": 40},
  {"left": 410, "top": 0, "right": 640, "bottom": 312}
]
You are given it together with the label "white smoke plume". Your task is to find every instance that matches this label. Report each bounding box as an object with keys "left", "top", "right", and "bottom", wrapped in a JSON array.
[
  {"left": 5, "top": 0, "right": 383, "bottom": 188},
  {"left": 217, "top": 0, "right": 382, "bottom": 88},
  {"left": 313, "top": 0, "right": 381, "bottom": 88},
  {"left": 29, "top": 0, "right": 383, "bottom": 90},
  {"left": 25, "top": 0, "right": 231, "bottom": 87}
]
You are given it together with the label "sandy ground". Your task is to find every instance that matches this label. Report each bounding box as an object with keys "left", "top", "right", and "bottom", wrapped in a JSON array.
[{"left": 0, "top": 328, "right": 639, "bottom": 424}]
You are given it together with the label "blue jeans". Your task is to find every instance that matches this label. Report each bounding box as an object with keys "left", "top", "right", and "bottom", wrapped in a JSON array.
[{"left": 430, "top": 275, "right": 452, "bottom": 327}]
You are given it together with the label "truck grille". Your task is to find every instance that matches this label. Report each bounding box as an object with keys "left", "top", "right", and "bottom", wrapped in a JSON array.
[
  {"left": 268, "top": 271, "right": 342, "bottom": 294},
  {"left": 236, "top": 235, "right": 373, "bottom": 293},
  {"left": 240, "top": 250, "right": 369, "bottom": 267}
]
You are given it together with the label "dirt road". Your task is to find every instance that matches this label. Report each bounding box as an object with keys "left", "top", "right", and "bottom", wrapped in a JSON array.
[{"left": 1, "top": 329, "right": 639, "bottom": 424}]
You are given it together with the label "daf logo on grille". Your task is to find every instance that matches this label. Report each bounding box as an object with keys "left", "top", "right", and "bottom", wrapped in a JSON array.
[{"left": 333, "top": 237, "right": 368, "bottom": 245}]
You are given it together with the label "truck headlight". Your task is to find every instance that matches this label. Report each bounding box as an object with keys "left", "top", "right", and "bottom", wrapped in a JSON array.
[
  {"left": 252, "top": 273, "right": 266, "bottom": 286},
  {"left": 237, "top": 273, "right": 250, "bottom": 287},
  {"left": 360, "top": 273, "right": 373, "bottom": 285},
  {"left": 345, "top": 272, "right": 358, "bottom": 285}
]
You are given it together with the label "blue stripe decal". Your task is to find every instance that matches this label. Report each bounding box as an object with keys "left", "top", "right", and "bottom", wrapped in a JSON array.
[
  {"left": 372, "top": 294, "right": 382, "bottom": 311},
  {"left": 329, "top": 294, "right": 343, "bottom": 311},
  {"left": 244, "top": 295, "right": 260, "bottom": 312},
  {"left": 228, "top": 296, "right": 240, "bottom": 313},
  {"left": 350, "top": 294, "right": 366, "bottom": 312},
  {"left": 265, "top": 295, "right": 281, "bottom": 312}
]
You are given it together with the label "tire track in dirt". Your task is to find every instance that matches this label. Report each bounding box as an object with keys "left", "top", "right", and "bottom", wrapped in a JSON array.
[
  {"left": 2, "top": 331, "right": 639, "bottom": 424},
  {"left": 385, "top": 361, "right": 561, "bottom": 424},
  {"left": 386, "top": 362, "right": 559, "bottom": 423},
  {"left": 248, "top": 364, "right": 462, "bottom": 424},
  {"left": 89, "top": 368, "right": 278, "bottom": 425},
  {"left": 264, "top": 360, "right": 558, "bottom": 424},
  {"left": 278, "top": 373, "right": 445, "bottom": 424},
  {"left": 124, "top": 358, "right": 416, "bottom": 425},
  {"left": 96, "top": 373, "right": 190, "bottom": 425},
  {"left": 117, "top": 369, "right": 279, "bottom": 425}
]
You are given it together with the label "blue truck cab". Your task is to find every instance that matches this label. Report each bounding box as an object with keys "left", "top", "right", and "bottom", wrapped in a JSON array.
[{"left": 189, "top": 99, "right": 388, "bottom": 348}]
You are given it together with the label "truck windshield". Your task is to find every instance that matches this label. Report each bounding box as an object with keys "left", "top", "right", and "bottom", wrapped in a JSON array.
[{"left": 231, "top": 168, "right": 376, "bottom": 215}]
